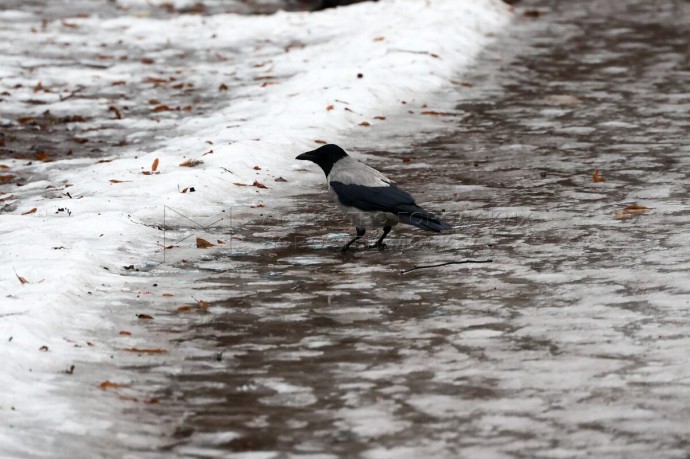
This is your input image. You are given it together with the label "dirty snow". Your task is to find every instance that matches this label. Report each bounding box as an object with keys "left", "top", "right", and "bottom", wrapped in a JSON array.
[{"left": 0, "top": 0, "right": 510, "bottom": 457}]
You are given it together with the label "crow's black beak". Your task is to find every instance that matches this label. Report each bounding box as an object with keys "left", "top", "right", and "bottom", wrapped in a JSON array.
[{"left": 296, "top": 151, "right": 316, "bottom": 161}]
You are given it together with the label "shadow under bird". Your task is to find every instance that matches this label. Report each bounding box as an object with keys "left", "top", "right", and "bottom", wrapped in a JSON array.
[{"left": 296, "top": 144, "right": 451, "bottom": 252}]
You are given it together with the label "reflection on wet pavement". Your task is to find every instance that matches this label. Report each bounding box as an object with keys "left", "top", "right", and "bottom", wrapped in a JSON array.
[{"left": 74, "top": 0, "right": 690, "bottom": 457}]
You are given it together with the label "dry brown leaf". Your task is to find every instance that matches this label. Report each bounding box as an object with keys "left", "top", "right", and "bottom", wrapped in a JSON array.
[
  {"left": 112, "top": 80, "right": 126, "bottom": 86},
  {"left": 402, "top": 157, "right": 411, "bottom": 163},
  {"left": 151, "top": 158, "right": 159, "bottom": 172},
  {"left": 0, "top": 174, "right": 15, "bottom": 183},
  {"left": 253, "top": 165, "right": 261, "bottom": 170},
  {"left": 16, "top": 273, "right": 29, "bottom": 285},
  {"left": 36, "top": 152, "right": 49, "bottom": 161},
  {"left": 109, "top": 179, "right": 131, "bottom": 184},
  {"left": 123, "top": 348, "right": 167, "bottom": 354},
  {"left": 39, "top": 345, "right": 48, "bottom": 351},
  {"left": 219, "top": 83, "right": 228, "bottom": 91},
  {"left": 0, "top": 164, "right": 9, "bottom": 169},
  {"left": 152, "top": 104, "right": 174, "bottom": 112},
  {"left": 359, "top": 121, "right": 370, "bottom": 126},
  {"left": 99, "top": 380, "right": 131, "bottom": 390},
  {"left": 179, "top": 159, "right": 202, "bottom": 167},
  {"left": 374, "top": 116, "right": 386, "bottom": 120},
  {"left": 326, "top": 105, "right": 334, "bottom": 111},
  {"left": 108, "top": 106, "right": 122, "bottom": 119},
  {"left": 143, "top": 77, "right": 168, "bottom": 85},
  {"left": 261, "top": 81, "right": 277, "bottom": 88},
  {"left": 137, "top": 314, "right": 154, "bottom": 320},
  {"left": 314, "top": 139, "right": 327, "bottom": 144},
  {"left": 592, "top": 169, "right": 606, "bottom": 183},
  {"left": 181, "top": 187, "right": 189, "bottom": 193},
  {"left": 373, "top": 36, "right": 385, "bottom": 42},
  {"left": 162, "top": 293, "right": 174, "bottom": 297},
  {"left": 22, "top": 208, "right": 37, "bottom": 215},
  {"left": 252, "top": 181, "right": 268, "bottom": 189},
  {"left": 233, "top": 182, "right": 248, "bottom": 187},
  {"left": 421, "top": 111, "right": 453, "bottom": 116},
  {"left": 196, "top": 237, "right": 214, "bottom": 248},
  {"left": 176, "top": 305, "right": 196, "bottom": 312},
  {"left": 275, "top": 177, "right": 287, "bottom": 182},
  {"left": 97, "top": 159, "right": 113, "bottom": 164},
  {"left": 141, "top": 57, "right": 155, "bottom": 64},
  {"left": 615, "top": 205, "right": 650, "bottom": 219},
  {"left": 119, "top": 330, "right": 132, "bottom": 336}
]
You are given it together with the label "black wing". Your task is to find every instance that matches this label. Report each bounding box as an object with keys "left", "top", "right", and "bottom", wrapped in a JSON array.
[
  {"left": 330, "top": 181, "right": 416, "bottom": 213},
  {"left": 330, "top": 180, "right": 451, "bottom": 232}
]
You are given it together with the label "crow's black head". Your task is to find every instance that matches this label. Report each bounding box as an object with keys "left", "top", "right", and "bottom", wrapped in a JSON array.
[{"left": 296, "top": 144, "right": 348, "bottom": 176}]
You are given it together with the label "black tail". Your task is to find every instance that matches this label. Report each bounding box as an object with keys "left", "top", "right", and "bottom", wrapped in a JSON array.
[{"left": 398, "top": 205, "right": 452, "bottom": 232}]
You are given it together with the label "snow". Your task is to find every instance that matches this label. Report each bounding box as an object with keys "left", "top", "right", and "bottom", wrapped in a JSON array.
[{"left": 0, "top": 0, "right": 511, "bottom": 456}]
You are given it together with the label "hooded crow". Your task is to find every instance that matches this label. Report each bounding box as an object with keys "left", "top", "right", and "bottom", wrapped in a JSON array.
[{"left": 296, "top": 144, "right": 451, "bottom": 252}]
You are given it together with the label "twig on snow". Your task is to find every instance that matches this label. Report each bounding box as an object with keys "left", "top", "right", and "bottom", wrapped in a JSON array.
[{"left": 400, "top": 259, "right": 493, "bottom": 275}]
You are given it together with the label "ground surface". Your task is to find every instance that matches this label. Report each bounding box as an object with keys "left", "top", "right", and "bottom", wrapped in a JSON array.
[{"left": 3, "top": 0, "right": 690, "bottom": 458}]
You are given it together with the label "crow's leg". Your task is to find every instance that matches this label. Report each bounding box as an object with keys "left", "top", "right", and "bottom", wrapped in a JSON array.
[
  {"left": 370, "top": 226, "right": 391, "bottom": 250},
  {"left": 341, "top": 227, "right": 365, "bottom": 252}
]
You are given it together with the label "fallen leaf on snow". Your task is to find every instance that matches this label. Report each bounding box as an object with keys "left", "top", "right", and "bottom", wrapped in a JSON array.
[
  {"left": 152, "top": 104, "right": 174, "bottom": 112},
  {"left": 22, "top": 208, "right": 37, "bottom": 215},
  {"left": 136, "top": 314, "right": 154, "bottom": 320},
  {"left": 196, "top": 237, "right": 214, "bottom": 248},
  {"left": 176, "top": 305, "right": 196, "bottom": 312},
  {"left": 99, "top": 381, "right": 131, "bottom": 390},
  {"left": 275, "top": 177, "right": 287, "bottom": 182},
  {"left": 109, "top": 179, "right": 131, "bottom": 184},
  {"left": 119, "top": 331, "right": 132, "bottom": 336},
  {"left": 252, "top": 180, "right": 268, "bottom": 189},
  {"left": 39, "top": 345, "right": 49, "bottom": 351},
  {"left": 151, "top": 158, "right": 159, "bottom": 172},
  {"left": 0, "top": 164, "right": 9, "bottom": 169},
  {"left": 179, "top": 159, "right": 203, "bottom": 167},
  {"left": 359, "top": 121, "right": 370, "bottom": 126},
  {"left": 314, "top": 139, "right": 327, "bottom": 144},
  {"left": 592, "top": 169, "right": 606, "bottom": 183},
  {"left": 374, "top": 116, "right": 386, "bottom": 120},
  {"left": 0, "top": 174, "right": 15, "bottom": 183},
  {"left": 615, "top": 204, "right": 650, "bottom": 219},
  {"left": 233, "top": 182, "right": 248, "bottom": 187},
  {"left": 162, "top": 293, "right": 174, "bottom": 297},
  {"left": 326, "top": 105, "right": 334, "bottom": 111},
  {"left": 108, "top": 106, "right": 122, "bottom": 119},
  {"left": 421, "top": 111, "right": 454, "bottom": 116},
  {"left": 15, "top": 271, "right": 29, "bottom": 285},
  {"left": 123, "top": 348, "right": 167, "bottom": 354},
  {"left": 373, "top": 36, "right": 385, "bottom": 42}
]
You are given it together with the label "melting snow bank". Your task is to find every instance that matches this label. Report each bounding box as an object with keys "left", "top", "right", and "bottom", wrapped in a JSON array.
[{"left": 0, "top": 0, "right": 510, "bottom": 456}]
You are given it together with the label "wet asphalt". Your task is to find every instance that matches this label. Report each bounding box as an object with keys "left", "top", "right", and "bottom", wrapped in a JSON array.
[
  {"left": 112, "top": 1, "right": 690, "bottom": 457},
  {"left": 4, "top": 0, "right": 690, "bottom": 457}
]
